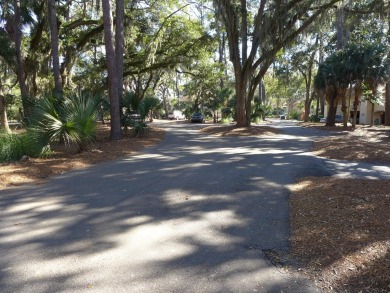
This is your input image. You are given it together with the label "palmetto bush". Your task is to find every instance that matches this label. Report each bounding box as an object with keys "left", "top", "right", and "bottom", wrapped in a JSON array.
[
  {"left": 120, "top": 92, "right": 160, "bottom": 136},
  {"left": 30, "top": 93, "right": 99, "bottom": 152},
  {"left": 139, "top": 96, "right": 160, "bottom": 120}
]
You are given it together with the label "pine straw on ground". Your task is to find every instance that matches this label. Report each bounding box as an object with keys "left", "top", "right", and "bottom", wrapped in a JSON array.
[
  {"left": 311, "top": 124, "right": 390, "bottom": 163},
  {"left": 291, "top": 177, "right": 390, "bottom": 293},
  {"left": 292, "top": 123, "right": 390, "bottom": 293},
  {"left": 0, "top": 123, "right": 164, "bottom": 189}
]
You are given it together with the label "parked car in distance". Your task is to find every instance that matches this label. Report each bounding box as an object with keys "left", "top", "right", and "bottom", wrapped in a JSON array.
[
  {"left": 190, "top": 113, "right": 205, "bottom": 123},
  {"left": 320, "top": 115, "right": 344, "bottom": 123},
  {"left": 335, "top": 115, "right": 344, "bottom": 123},
  {"left": 168, "top": 110, "right": 185, "bottom": 120}
]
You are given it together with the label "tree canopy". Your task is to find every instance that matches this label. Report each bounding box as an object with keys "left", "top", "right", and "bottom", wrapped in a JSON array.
[{"left": 1, "top": 0, "right": 390, "bottom": 135}]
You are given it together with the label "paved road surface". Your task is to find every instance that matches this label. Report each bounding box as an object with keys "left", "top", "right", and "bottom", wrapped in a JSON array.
[{"left": 1, "top": 120, "right": 388, "bottom": 293}]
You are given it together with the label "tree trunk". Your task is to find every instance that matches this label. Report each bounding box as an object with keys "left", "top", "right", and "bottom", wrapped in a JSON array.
[
  {"left": 0, "top": 95, "right": 11, "bottom": 134},
  {"left": 245, "top": 82, "right": 258, "bottom": 125},
  {"left": 218, "top": 33, "right": 226, "bottom": 89},
  {"left": 336, "top": 7, "right": 346, "bottom": 50},
  {"left": 352, "top": 81, "right": 361, "bottom": 128},
  {"left": 326, "top": 86, "right": 339, "bottom": 126},
  {"left": 235, "top": 73, "right": 248, "bottom": 126},
  {"left": 319, "top": 33, "right": 325, "bottom": 117},
  {"left": 303, "top": 74, "right": 311, "bottom": 122},
  {"left": 13, "top": 0, "right": 30, "bottom": 121},
  {"left": 48, "top": 0, "right": 62, "bottom": 94},
  {"left": 161, "top": 87, "right": 169, "bottom": 118},
  {"left": 259, "top": 79, "right": 266, "bottom": 121},
  {"left": 341, "top": 87, "right": 348, "bottom": 127},
  {"left": 347, "top": 84, "right": 352, "bottom": 123},
  {"left": 370, "top": 101, "right": 375, "bottom": 126},
  {"left": 303, "top": 86, "right": 311, "bottom": 122},
  {"left": 304, "top": 91, "right": 315, "bottom": 122},
  {"left": 115, "top": 0, "right": 125, "bottom": 101},
  {"left": 102, "top": 0, "right": 121, "bottom": 140},
  {"left": 303, "top": 39, "right": 317, "bottom": 122},
  {"left": 370, "top": 86, "right": 378, "bottom": 127},
  {"left": 315, "top": 91, "right": 320, "bottom": 122},
  {"left": 385, "top": 79, "right": 390, "bottom": 125},
  {"left": 175, "top": 71, "right": 180, "bottom": 104},
  {"left": 240, "top": 0, "right": 247, "bottom": 64}
]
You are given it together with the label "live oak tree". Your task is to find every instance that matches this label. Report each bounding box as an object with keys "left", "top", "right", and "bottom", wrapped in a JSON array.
[
  {"left": 272, "top": 57, "right": 306, "bottom": 118},
  {"left": 4, "top": 0, "right": 389, "bottom": 137},
  {"left": 214, "top": 0, "right": 343, "bottom": 126},
  {"left": 121, "top": 8, "right": 216, "bottom": 105},
  {"left": 290, "top": 35, "right": 319, "bottom": 122}
]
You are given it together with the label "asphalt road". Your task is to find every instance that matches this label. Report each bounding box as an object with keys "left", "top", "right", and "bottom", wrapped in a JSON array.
[{"left": 2, "top": 120, "right": 385, "bottom": 293}]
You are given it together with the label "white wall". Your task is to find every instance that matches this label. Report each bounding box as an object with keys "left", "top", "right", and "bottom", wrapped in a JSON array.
[{"left": 360, "top": 100, "right": 369, "bottom": 125}]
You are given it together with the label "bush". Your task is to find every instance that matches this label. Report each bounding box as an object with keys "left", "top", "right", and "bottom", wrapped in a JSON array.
[
  {"left": 289, "top": 111, "right": 301, "bottom": 120},
  {"left": 30, "top": 93, "right": 99, "bottom": 152},
  {"left": 221, "top": 107, "right": 233, "bottom": 123},
  {"left": 220, "top": 117, "right": 232, "bottom": 124},
  {"left": 309, "top": 114, "right": 319, "bottom": 122},
  {"left": 0, "top": 131, "right": 51, "bottom": 163},
  {"left": 251, "top": 116, "right": 262, "bottom": 124},
  {"left": 133, "top": 121, "right": 149, "bottom": 137}
]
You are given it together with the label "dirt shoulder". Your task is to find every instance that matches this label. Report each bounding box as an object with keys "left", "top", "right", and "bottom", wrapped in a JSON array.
[{"left": 0, "top": 124, "right": 165, "bottom": 189}]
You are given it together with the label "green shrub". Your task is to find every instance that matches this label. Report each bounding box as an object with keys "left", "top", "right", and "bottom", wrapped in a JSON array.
[
  {"left": 133, "top": 121, "right": 149, "bottom": 137},
  {"left": 309, "top": 114, "right": 319, "bottom": 122},
  {"left": 30, "top": 93, "right": 99, "bottom": 152},
  {"left": 139, "top": 96, "right": 160, "bottom": 120},
  {"left": 289, "top": 111, "right": 301, "bottom": 120},
  {"left": 251, "top": 116, "right": 261, "bottom": 124},
  {"left": 0, "top": 131, "right": 50, "bottom": 163},
  {"left": 220, "top": 117, "right": 232, "bottom": 124},
  {"left": 0, "top": 133, "right": 23, "bottom": 162}
]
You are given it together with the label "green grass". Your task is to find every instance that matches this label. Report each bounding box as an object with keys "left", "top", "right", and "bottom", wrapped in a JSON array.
[{"left": 0, "top": 131, "right": 50, "bottom": 163}]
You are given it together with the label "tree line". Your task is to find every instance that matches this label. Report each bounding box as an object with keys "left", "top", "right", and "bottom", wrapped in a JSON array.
[{"left": 1, "top": 0, "right": 389, "bottom": 141}]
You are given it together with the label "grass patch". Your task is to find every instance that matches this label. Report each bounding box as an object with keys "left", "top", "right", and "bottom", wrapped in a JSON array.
[{"left": 0, "top": 131, "right": 50, "bottom": 163}]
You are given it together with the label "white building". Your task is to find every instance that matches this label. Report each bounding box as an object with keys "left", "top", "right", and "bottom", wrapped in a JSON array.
[{"left": 324, "top": 87, "right": 386, "bottom": 125}]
